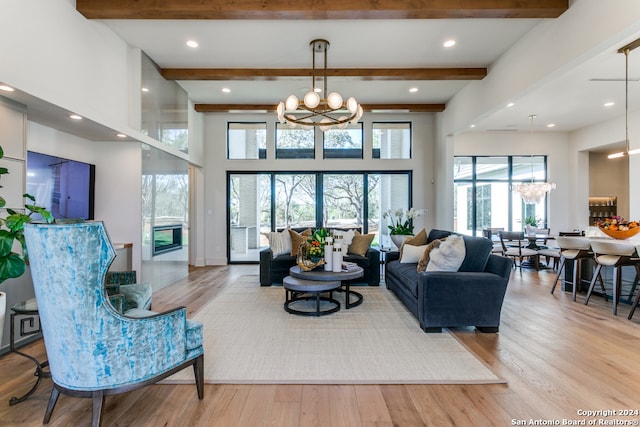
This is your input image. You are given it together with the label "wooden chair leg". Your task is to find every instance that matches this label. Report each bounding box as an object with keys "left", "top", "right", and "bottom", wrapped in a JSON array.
[
  {"left": 91, "top": 391, "right": 105, "bottom": 427},
  {"left": 43, "top": 386, "right": 60, "bottom": 424},
  {"left": 193, "top": 354, "right": 204, "bottom": 400}
]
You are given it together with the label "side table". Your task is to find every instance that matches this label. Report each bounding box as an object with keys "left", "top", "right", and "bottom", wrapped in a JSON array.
[{"left": 9, "top": 298, "right": 50, "bottom": 405}]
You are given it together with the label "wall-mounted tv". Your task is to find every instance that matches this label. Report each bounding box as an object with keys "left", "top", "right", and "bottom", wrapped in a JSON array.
[{"left": 26, "top": 151, "right": 95, "bottom": 220}]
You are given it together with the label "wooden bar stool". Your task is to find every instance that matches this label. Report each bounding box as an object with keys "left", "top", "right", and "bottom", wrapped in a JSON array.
[
  {"left": 550, "top": 236, "right": 596, "bottom": 301},
  {"left": 585, "top": 240, "right": 640, "bottom": 315}
]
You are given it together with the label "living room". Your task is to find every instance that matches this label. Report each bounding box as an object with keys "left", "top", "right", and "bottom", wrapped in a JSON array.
[{"left": 2, "top": 0, "right": 640, "bottom": 425}]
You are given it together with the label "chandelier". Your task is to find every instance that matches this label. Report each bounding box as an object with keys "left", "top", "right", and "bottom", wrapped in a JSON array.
[
  {"left": 514, "top": 114, "right": 556, "bottom": 204},
  {"left": 276, "top": 39, "right": 363, "bottom": 131}
]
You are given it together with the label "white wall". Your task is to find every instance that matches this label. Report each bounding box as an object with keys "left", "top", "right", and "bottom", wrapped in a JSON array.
[
  {"left": 453, "top": 131, "right": 571, "bottom": 232},
  {"left": 202, "top": 112, "right": 436, "bottom": 265},
  {"left": 27, "top": 122, "right": 142, "bottom": 273}
]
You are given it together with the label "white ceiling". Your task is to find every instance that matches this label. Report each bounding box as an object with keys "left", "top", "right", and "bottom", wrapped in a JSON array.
[
  {"left": 101, "top": 17, "right": 640, "bottom": 134},
  {"left": 3, "top": 7, "right": 640, "bottom": 142}
]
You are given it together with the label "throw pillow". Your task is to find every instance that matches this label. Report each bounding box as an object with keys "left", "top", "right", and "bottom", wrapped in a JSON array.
[
  {"left": 289, "top": 228, "right": 312, "bottom": 256},
  {"left": 265, "top": 229, "right": 292, "bottom": 258},
  {"left": 400, "top": 243, "right": 427, "bottom": 264},
  {"left": 333, "top": 228, "right": 356, "bottom": 246},
  {"left": 426, "top": 234, "right": 466, "bottom": 272},
  {"left": 348, "top": 233, "right": 375, "bottom": 256},
  {"left": 417, "top": 238, "right": 443, "bottom": 272},
  {"left": 399, "top": 228, "right": 427, "bottom": 258}
]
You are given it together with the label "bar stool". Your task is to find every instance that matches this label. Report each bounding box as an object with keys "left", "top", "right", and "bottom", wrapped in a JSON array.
[
  {"left": 550, "top": 236, "right": 597, "bottom": 301},
  {"left": 585, "top": 240, "right": 640, "bottom": 315}
]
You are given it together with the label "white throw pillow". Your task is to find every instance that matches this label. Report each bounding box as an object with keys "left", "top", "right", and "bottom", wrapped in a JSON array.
[
  {"left": 266, "top": 229, "right": 292, "bottom": 258},
  {"left": 400, "top": 244, "right": 427, "bottom": 264},
  {"left": 332, "top": 229, "right": 355, "bottom": 246},
  {"left": 426, "top": 235, "right": 466, "bottom": 272}
]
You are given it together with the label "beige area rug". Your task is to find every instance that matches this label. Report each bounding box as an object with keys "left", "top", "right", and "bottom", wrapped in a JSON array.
[{"left": 164, "top": 275, "right": 504, "bottom": 385}]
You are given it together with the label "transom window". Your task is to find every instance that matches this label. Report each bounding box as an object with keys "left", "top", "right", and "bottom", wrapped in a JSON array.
[
  {"left": 227, "top": 122, "right": 267, "bottom": 159},
  {"left": 372, "top": 122, "right": 411, "bottom": 159}
]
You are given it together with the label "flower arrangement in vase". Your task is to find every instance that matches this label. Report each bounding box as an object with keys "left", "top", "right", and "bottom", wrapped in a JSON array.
[{"left": 383, "top": 208, "right": 426, "bottom": 248}]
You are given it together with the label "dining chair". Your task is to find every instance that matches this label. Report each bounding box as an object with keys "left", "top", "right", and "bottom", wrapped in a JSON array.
[
  {"left": 499, "top": 231, "right": 539, "bottom": 270},
  {"left": 584, "top": 240, "right": 640, "bottom": 315},
  {"left": 24, "top": 221, "right": 204, "bottom": 427},
  {"left": 482, "top": 228, "right": 504, "bottom": 254},
  {"left": 550, "top": 236, "right": 599, "bottom": 301}
]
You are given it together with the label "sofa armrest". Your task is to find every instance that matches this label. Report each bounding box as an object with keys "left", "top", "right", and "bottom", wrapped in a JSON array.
[
  {"left": 259, "top": 248, "right": 273, "bottom": 286},
  {"left": 417, "top": 271, "right": 509, "bottom": 330},
  {"left": 385, "top": 250, "right": 400, "bottom": 263},
  {"left": 365, "top": 247, "right": 381, "bottom": 285}
]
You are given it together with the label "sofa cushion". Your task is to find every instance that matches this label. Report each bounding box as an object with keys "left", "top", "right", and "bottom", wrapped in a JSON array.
[
  {"left": 399, "top": 228, "right": 427, "bottom": 257},
  {"left": 458, "top": 236, "right": 492, "bottom": 272},
  {"left": 400, "top": 243, "right": 427, "bottom": 263},
  {"left": 426, "top": 235, "right": 466, "bottom": 272},
  {"left": 386, "top": 260, "right": 421, "bottom": 297},
  {"left": 266, "top": 229, "right": 292, "bottom": 257},
  {"left": 348, "top": 233, "right": 375, "bottom": 256},
  {"left": 417, "top": 239, "right": 442, "bottom": 272},
  {"left": 289, "top": 228, "right": 311, "bottom": 256},
  {"left": 427, "top": 229, "right": 492, "bottom": 273}
]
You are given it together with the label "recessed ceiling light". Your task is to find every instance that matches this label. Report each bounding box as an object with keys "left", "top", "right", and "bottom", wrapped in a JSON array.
[
  {"left": 409, "top": 87, "right": 418, "bottom": 93},
  {"left": 117, "top": 133, "right": 127, "bottom": 138},
  {"left": 506, "top": 102, "right": 515, "bottom": 108},
  {"left": 604, "top": 102, "right": 615, "bottom": 107},
  {"left": 221, "top": 87, "right": 231, "bottom": 93},
  {"left": 186, "top": 40, "right": 199, "bottom": 48},
  {"left": 470, "top": 124, "right": 476, "bottom": 128},
  {"left": 547, "top": 123, "right": 556, "bottom": 128},
  {"left": 69, "top": 114, "right": 82, "bottom": 120},
  {"left": 141, "top": 87, "right": 149, "bottom": 93},
  {"left": 0, "top": 85, "right": 14, "bottom": 92},
  {"left": 314, "top": 87, "right": 322, "bottom": 93},
  {"left": 443, "top": 40, "right": 456, "bottom": 48}
]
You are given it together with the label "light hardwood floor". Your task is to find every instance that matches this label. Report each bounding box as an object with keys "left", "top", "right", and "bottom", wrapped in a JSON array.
[{"left": 1, "top": 264, "right": 640, "bottom": 426}]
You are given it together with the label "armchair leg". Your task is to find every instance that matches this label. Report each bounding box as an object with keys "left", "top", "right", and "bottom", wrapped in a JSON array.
[
  {"left": 422, "top": 326, "right": 442, "bottom": 333},
  {"left": 476, "top": 326, "right": 499, "bottom": 333},
  {"left": 193, "top": 354, "right": 204, "bottom": 400},
  {"left": 92, "top": 391, "right": 105, "bottom": 427},
  {"left": 43, "top": 386, "right": 60, "bottom": 424}
]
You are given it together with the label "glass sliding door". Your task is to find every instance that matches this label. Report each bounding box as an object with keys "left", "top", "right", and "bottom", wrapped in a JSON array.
[
  {"left": 275, "top": 173, "right": 316, "bottom": 230},
  {"left": 229, "top": 173, "right": 271, "bottom": 262},
  {"left": 323, "top": 174, "right": 364, "bottom": 229}
]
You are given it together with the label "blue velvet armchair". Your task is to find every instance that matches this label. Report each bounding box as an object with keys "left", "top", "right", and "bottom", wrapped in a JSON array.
[{"left": 24, "top": 221, "right": 204, "bottom": 427}]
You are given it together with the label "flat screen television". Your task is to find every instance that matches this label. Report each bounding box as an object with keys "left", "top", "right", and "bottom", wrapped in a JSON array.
[{"left": 26, "top": 151, "right": 95, "bottom": 220}]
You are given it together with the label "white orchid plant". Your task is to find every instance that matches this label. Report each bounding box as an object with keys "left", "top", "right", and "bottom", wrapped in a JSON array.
[{"left": 383, "top": 208, "right": 426, "bottom": 235}]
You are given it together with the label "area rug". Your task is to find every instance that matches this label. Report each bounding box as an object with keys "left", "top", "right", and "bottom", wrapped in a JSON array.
[{"left": 164, "top": 275, "right": 504, "bottom": 384}]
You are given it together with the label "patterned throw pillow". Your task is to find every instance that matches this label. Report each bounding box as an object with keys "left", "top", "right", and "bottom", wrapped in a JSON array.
[{"left": 289, "top": 229, "right": 312, "bottom": 256}]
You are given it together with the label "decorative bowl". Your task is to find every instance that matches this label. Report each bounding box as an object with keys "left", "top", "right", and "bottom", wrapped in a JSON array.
[{"left": 598, "top": 226, "right": 640, "bottom": 240}]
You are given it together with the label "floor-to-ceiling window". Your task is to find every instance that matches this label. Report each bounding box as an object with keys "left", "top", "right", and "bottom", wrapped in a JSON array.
[
  {"left": 228, "top": 171, "right": 411, "bottom": 262},
  {"left": 454, "top": 155, "right": 549, "bottom": 235}
]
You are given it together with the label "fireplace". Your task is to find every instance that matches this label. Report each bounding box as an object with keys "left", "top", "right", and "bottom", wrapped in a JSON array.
[{"left": 152, "top": 224, "right": 183, "bottom": 256}]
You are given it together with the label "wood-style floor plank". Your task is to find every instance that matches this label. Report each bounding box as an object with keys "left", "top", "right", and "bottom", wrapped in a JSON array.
[{"left": 1, "top": 263, "right": 640, "bottom": 426}]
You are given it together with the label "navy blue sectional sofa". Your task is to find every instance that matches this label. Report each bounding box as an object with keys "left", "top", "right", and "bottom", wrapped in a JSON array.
[{"left": 385, "top": 229, "right": 513, "bottom": 333}]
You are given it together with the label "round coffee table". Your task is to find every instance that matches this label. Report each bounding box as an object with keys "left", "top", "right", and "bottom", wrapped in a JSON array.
[
  {"left": 289, "top": 265, "right": 364, "bottom": 309},
  {"left": 282, "top": 276, "right": 341, "bottom": 316}
]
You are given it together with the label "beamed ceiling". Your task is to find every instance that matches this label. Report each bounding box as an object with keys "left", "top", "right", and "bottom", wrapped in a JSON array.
[{"left": 70, "top": 0, "right": 640, "bottom": 135}]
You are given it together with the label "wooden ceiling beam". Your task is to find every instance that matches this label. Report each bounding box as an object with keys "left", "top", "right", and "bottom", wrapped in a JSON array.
[
  {"left": 163, "top": 68, "right": 487, "bottom": 81},
  {"left": 76, "top": 0, "right": 568, "bottom": 20},
  {"left": 194, "top": 103, "right": 446, "bottom": 113}
]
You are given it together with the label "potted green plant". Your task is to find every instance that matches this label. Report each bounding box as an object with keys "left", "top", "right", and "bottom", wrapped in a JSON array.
[{"left": 0, "top": 145, "right": 53, "bottom": 345}]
